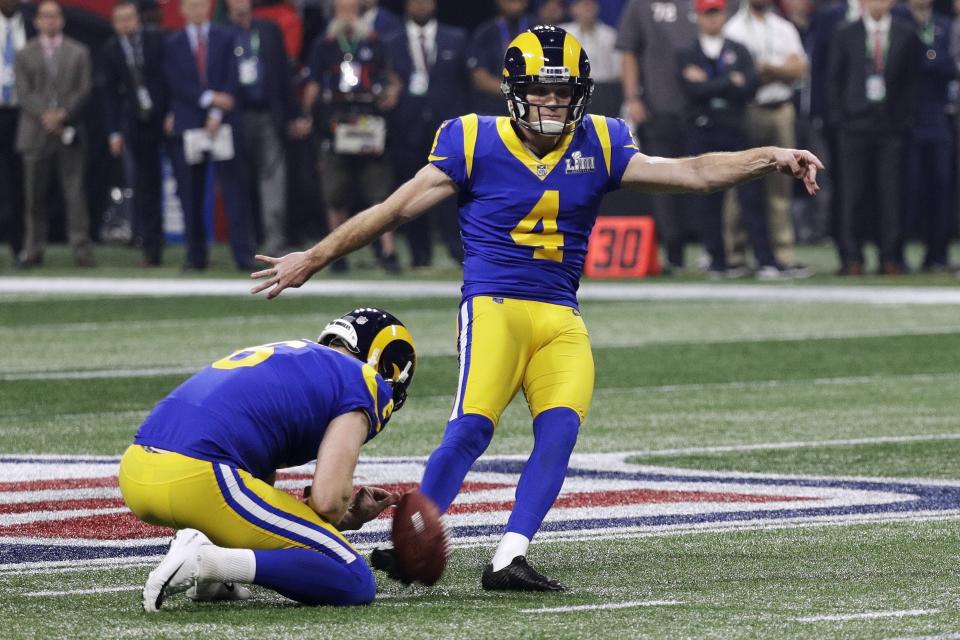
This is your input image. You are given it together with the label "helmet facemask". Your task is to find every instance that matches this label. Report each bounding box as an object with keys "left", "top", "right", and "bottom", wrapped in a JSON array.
[{"left": 503, "top": 75, "right": 594, "bottom": 138}]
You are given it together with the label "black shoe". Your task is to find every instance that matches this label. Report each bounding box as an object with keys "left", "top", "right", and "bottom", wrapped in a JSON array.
[
  {"left": 481, "top": 556, "right": 566, "bottom": 592},
  {"left": 369, "top": 548, "right": 412, "bottom": 585}
]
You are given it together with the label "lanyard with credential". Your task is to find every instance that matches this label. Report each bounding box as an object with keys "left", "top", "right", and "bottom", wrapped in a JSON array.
[
  {"left": 249, "top": 29, "right": 260, "bottom": 59},
  {"left": 337, "top": 33, "right": 359, "bottom": 59}
]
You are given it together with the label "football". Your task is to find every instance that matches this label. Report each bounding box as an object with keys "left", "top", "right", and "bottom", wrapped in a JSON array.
[{"left": 391, "top": 489, "right": 448, "bottom": 586}]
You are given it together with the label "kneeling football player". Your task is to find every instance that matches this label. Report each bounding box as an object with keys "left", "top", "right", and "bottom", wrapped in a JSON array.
[{"left": 119, "top": 308, "right": 416, "bottom": 611}]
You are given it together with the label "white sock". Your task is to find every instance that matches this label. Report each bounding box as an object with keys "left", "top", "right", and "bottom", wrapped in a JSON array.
[
  {"left": 491, "top": 532, "right": 530, "bottom": 571},
  {"left": 197, "top": 546, "right": 256, "bottom": 584}
]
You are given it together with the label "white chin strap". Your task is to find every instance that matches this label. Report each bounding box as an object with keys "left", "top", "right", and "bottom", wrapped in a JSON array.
[{"left": 530, "top": 119, "right": 566, "bottom": 136}]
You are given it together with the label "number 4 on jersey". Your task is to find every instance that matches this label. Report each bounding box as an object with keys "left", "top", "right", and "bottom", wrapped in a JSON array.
[{"left": 510, "top": 190, "right": 564, "bottom": 262}]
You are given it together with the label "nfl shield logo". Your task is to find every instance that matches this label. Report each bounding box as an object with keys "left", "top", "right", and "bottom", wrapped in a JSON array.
[{"left": 3, "top": 453, "right": 960, "bottom": 569}]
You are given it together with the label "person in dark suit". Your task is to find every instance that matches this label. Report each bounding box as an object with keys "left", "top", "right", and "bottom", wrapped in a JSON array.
[
  {"left": 362, "top": 0, "right": 403, "bottom": 40},
  {"left": 384, "top": 0, "right": 468, "bottom": 268},
  {"left": 679, "top": 0, "right": 774, "bottom": 276},
  {"left": 905, "top": 0, "right": 956, "bottom": 272},
  {"left": 0, "top": 0, "right": 34, "bottom": 264},
  {"left": 100, "top": 0, "right": 167, "bottom": 266},
  {"left": 828, "top": 0, "right": 920, "bottom": 275},
  {"left": 467, "top": 0, "right": 532, "bottom": 116},
  {"left": 226, "top": 0, "right": 305, "bottom": 257},
  {"left": 15, "top": 0, "right": 94, "bottom": 267},
  {"left": 164, "top": 0, "right": 254, "bottom": 271}
]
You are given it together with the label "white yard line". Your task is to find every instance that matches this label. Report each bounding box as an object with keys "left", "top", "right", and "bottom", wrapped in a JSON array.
[
  {"left": 22, "top": 585, "right": 142, "bottom": 597},
  {"left": 0, "top": 367, "right": 196, "bottom": 381},
  {"left": 521, "top": 600, "right": 683, "bottom": 614},
  {"left": 3, "top": 277, "right": 960, "bottom": 305},
  {"left": 796, "top": 609, "right": 939, "bottom": 623}
]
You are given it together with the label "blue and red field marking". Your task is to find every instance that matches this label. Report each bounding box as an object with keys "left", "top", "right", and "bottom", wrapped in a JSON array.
[{"left": 2, "top": 453, "right": 960, "bottom": 568}]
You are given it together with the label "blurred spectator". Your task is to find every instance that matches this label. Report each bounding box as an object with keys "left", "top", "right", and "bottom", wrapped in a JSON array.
[
  {"left": 138, "top": 0, "right": 163, "bottom": 28},
  {"left": 828, "top": 0, "right": 920, "bottom": 275},
  {"left": 725, "top": 0, "right": 810, "bottom": 278},
  {"left": 165, "top": 0, "right": 255, "bottom": 271},
  {"left": 561, "top": 0, "right": 622, "bottom": 116},
  {"left": 0, "top": 0, "right": 34, "bottom": 264},
  {"left": 953, "top": 0, "right": 960, "bottom": 240},
  {"left": 468, "top": 0, "right": 532, "bottom": 116},
  {"left": 905, "top": 0, "right": 955, "bottom": 272},
  {"left": 15, "top": 0, "right": 94, "bottom": 267},
  {"left": 226, "top": 0, "right": 305, "bottom": 257},
  {"left": 537, "top": 0, "right": 568, "bottom": 25},
  {"left": 361, "top": 0, "right": 403, "bottom": 39},
  {"left": 303, "top": 0, "right": 401, "bottom": 273},
  {"left": 679, "top": 0, "right": 774, "bottom": 276},
  {"left": 385, "top": 0, "right": 467, "bottom": 268},
  {"left": 616, "top": 0, "right": 697, "bottom": 272},
  {"left": 100, "top": 0, "right": 167, "bottom": 266},
  {"left": 806, "top": 0, "right": 860, "bottom": 266}
]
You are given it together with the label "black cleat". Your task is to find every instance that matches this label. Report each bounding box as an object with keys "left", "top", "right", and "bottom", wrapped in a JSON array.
[
  {"left": 481, "top": 556, "right": 566, "bottom": 592},
  {"left": 369, "top": 547, "right": 413, "bottom": 585}
]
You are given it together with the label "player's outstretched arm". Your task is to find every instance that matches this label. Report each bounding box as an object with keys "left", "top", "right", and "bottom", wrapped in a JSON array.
[
  {"left": 250, "top": 164, "right": 457, "bottom": 299},
  {"left": 620, "top": 146, "right": 824, "bottom": 196}
]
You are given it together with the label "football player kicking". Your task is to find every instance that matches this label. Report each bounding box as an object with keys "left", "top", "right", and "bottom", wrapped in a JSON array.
[
  {"left": 119, "top": 309, "right": 416, "bottom": 610},
  {"left": 250, "top": 26, "right": 823, "bottom": 591}
]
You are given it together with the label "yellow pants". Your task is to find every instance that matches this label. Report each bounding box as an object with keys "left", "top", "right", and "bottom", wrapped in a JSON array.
[
  {"left": 450, "top": 296, "right": 595, "bottom": 426},
  {"left": 118, "top": 445, "right": 360, "bottom": 564}
]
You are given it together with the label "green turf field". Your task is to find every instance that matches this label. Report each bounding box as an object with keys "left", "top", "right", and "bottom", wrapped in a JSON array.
[{"left": 2, "top": 268, "right": 960, "bottom": 639}]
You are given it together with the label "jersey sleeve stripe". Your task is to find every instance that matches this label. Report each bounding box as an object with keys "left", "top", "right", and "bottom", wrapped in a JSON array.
[
  {"left": 213, "top": 463, "right": 358, "bottom": 564},
  {"left": 427, "top": 120, "right": 448, "bottom": 162},
  {"left": 462, "top": 114, "right": 479, "bottom": 180},
  {"left": 588, "top": 114, "right": 612, "bottom": 177}
]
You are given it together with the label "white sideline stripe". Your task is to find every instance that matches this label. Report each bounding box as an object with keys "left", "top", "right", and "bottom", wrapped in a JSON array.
[
  {"left": 217, "top": 464, "right": 356, "bottom": 564},
  {"left": 4, "top": 277, "right": 960, "bottom": 305},
  {"left": 521, "top": 600, "right": 683, "bottom": 614},
  {"left": 796, "top": 609, "right": 940, "bottom": 623},
  {"left": 23, "top": 585, "right": 142, "bottom": 597},
  {"left": 627, "top": 433, "right": 960, "bottom": 458},
  {"left": 0, "top": 367, "right": 195, "bottom": 381}
]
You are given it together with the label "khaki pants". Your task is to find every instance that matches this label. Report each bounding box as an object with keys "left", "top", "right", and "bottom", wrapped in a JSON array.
[{"left": 725, "top": 102, "right": 797, "bottom": 266}]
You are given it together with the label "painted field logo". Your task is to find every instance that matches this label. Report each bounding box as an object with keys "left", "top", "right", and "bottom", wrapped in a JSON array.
[{"left": 3, "top": 453, "right": 960, "bottom": 569}]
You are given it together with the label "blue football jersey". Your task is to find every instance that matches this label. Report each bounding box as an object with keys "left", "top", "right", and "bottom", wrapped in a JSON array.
[
  {"left": 429, "top": 114, "right": 638, "bottom": 307},
  {"left": 134, "top": 340, "right": 395, "bottom": 479}
]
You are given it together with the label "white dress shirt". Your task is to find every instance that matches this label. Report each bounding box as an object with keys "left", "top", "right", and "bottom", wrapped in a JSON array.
[
  {"left": 406, "top": 18, "right": 437, "bottom": 71},
  {"left": 560, "top": 20, "right": 622, "bottom": 83},
  {"left": 862, "top": 12, "right": 892, "bottom": 70},
  {"left": 724, "top": 9, "right": 806, "bottom": 104}
]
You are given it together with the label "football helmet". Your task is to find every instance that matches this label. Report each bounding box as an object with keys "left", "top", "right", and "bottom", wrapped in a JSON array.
[
  {"left": 318, "top": 308, "right": 417, "bottom": 411},
  {"left": 501, "top": 25, "right": 594, "bottom": 137}
]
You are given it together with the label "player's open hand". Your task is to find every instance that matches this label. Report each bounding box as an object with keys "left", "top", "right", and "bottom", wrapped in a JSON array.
[
  {"left": 347, "top": 486, "right": 402, "bottom": 526},
  {"left": 772, "top": 148, "right": 824, "bottom": 196},
  {"left": 250, "top": 252, "right": 317, "bottom": 299}
]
